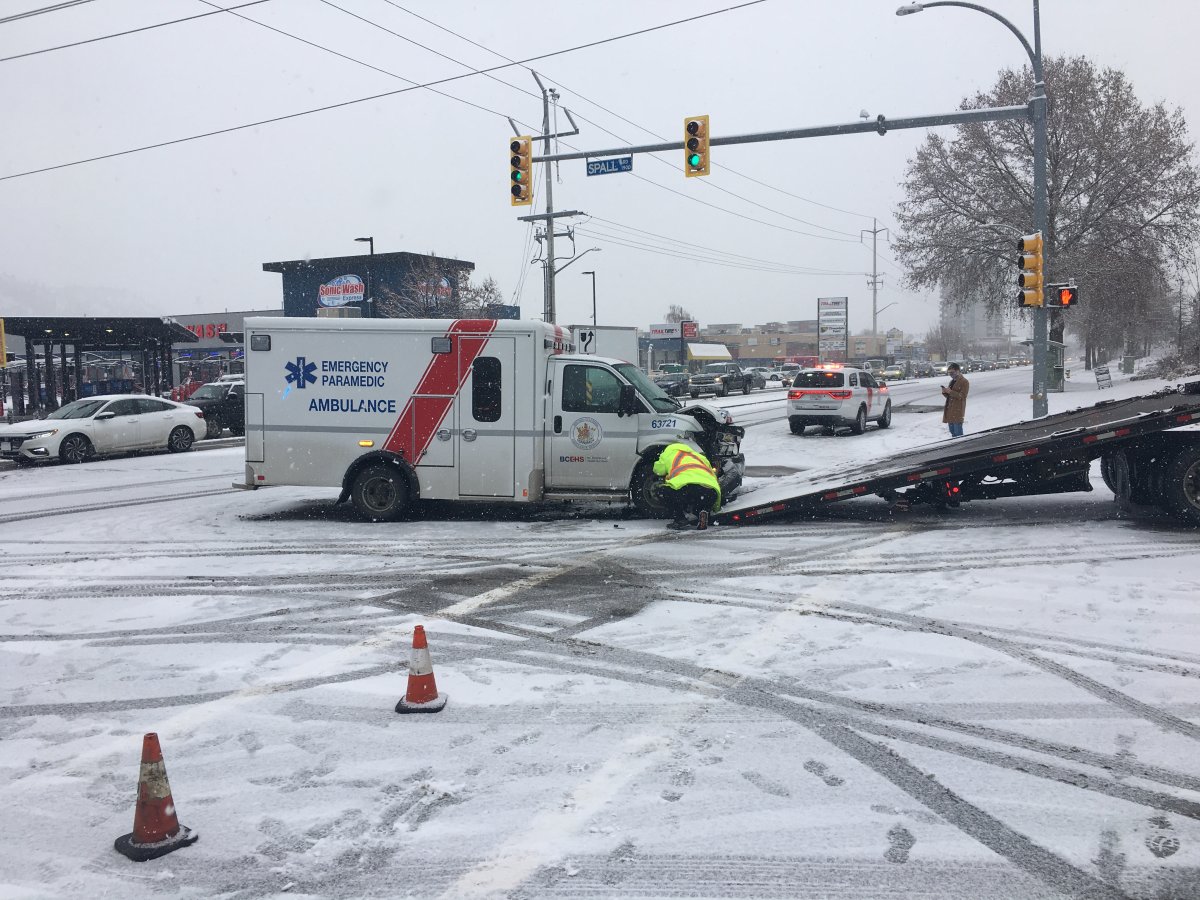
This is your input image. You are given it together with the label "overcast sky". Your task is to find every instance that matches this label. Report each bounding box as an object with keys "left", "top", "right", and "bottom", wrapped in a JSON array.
[{"left": 2, "top": 0, "right": 1197, "bottom": 338}]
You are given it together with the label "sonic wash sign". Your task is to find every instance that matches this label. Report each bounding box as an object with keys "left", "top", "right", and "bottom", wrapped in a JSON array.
[
  {"left": 817, "top": 297, "right": 849, "bottom": 362},
  {"left": 318, "top": 274, "right": 365, "bottom": 308}
]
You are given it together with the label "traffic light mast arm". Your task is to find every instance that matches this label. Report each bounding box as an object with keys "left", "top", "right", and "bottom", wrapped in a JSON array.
[{"left": 530, "top": 104, "right": 1030, "bottom": 163}]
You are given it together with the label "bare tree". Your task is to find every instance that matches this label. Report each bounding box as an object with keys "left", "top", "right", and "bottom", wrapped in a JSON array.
[
  {"left": 894, "top": 56, "right": 1200, "bottom": 365},
  {"left": 924, "top": 320, "right": 963, "bottom": 361},
  {"left": 663, "top": 304, "right": 694, "bottom": 323},
  {"left": 376, "top": 257, "right": 503, "bottom": 319}
]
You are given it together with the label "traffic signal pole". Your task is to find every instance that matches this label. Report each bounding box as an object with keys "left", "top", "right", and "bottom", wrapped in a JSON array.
[
  {"left": 1030, "top": 0, "right": 1050, "bottom": 418},
  {"left": 509, "top": 73, "right": 582, "bottom": 325}
]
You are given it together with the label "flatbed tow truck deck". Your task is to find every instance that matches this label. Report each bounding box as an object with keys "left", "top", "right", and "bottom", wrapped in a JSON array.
[{"left": 718, "top": 381, "right": 1200, "bottom": 526}]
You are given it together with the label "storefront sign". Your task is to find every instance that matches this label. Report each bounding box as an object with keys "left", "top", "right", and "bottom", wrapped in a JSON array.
[
  {"left": 649, "top": 323, "right": 681, "bottom": 339},
  {"left": 318, "top": 274, "right": 365, "bottom": 307},
  {"left": 185, "top": 322, "right": 229, "bottom": 339}
]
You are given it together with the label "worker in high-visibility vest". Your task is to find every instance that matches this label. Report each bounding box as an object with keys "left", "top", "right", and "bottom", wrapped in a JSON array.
[{"left": 652, "top": 442, "right": 721, "bottom": 531}]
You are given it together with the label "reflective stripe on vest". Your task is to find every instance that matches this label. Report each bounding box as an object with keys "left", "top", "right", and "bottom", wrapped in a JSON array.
[{"left": 669, "top": 449, "right": 711, "bottom": 480}]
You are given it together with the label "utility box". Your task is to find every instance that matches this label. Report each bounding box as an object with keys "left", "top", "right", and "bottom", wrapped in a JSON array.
[{"left": 1121, "top": 355, "right": 1136, "bottom": 375}]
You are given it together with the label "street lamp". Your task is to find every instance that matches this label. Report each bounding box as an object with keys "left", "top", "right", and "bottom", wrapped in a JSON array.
[
  {"left": 354, "top": 236, "right": 374, "bottom": 318},
  {"left": 896, "top": 0, "right": 1049, "bottom": 418},
  {"left": 581, "top": 270, "right": 597, "bottom": 326}
]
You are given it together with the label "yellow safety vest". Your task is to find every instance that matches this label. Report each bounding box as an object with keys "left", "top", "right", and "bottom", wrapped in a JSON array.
[{"left": 652, "top": 442, "right": 721, "bottom": 502}]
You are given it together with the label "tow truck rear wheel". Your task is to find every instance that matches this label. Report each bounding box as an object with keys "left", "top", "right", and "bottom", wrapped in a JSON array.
[
  {"left": 1162, "top": 444, "right": 1200, "bottom": 525},
  {"left": 630, "top": 458, "right": 672, "bottom": 519},
  {"left": 350, "top": 464, "right": 411, "bottom": 522}
]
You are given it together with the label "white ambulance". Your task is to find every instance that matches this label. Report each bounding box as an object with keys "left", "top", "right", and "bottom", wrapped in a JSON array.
[{"left": 238, "top": 317, "right": 745, "bottom": 521}]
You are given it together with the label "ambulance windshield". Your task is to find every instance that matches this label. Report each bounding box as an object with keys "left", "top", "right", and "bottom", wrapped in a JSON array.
[{"left": 615, "top": 363, "right": 679, "bottom": 413}]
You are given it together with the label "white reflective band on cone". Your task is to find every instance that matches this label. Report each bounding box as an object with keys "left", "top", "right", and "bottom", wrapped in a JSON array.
[{"left": 409, "top": 648, "right": 434, "bottom": 677}]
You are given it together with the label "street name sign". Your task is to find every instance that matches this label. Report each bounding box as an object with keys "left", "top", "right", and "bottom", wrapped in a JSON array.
[{"left": 586, "top": 156, "right": 633, "bottom": 176}]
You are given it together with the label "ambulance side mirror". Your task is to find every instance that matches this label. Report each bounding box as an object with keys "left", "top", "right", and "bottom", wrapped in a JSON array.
[{"left": 618, "top": 384, "right": 642, "bottom": 418}]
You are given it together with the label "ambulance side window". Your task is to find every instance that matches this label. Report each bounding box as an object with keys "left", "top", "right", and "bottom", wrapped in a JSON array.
[
  {"left": 562, "top": 365, "right": 621, "bottom": 414},
  {"left": 472, "top": 357, "right": 502, "bottom": 422}
]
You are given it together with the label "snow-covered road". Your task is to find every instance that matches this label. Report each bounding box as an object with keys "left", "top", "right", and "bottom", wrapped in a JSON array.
[{"left": 1, "top": 364, "right": 1198, "bottom": 898}]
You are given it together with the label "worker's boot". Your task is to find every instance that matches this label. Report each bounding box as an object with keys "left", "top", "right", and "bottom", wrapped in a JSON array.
[{"left": 697, "top": 510, "right": 710, "bottom": 531}]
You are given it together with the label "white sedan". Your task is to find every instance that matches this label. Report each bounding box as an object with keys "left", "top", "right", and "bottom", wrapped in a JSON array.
[{"left": 0, "top": 395, "right": 207, "bottom": 464}]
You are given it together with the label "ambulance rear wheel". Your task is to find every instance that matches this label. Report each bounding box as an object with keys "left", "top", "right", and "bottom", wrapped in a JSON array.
[{"left": 351, "top": 464, "right": 411, "bottom": 522}]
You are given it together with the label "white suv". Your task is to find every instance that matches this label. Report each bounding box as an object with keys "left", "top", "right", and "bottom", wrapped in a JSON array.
[{"left": 786, "top": 366, "right": 893, "bottom": 435}]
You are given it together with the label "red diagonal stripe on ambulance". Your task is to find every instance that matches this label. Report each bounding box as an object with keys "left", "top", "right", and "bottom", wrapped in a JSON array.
[{"left": 383, "top": 319, "right": 499, "bottom": 461}]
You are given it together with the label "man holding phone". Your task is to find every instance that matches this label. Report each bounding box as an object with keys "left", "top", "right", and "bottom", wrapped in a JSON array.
[{"left": 941, "top": 363, "right": 970, "bottom": 438}]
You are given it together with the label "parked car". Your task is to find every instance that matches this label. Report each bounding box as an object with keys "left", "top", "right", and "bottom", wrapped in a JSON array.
[
  {"left": 765, "top": 368, "right": 793, "bottom": 386},
  {"left": 689, "top": 362, "right": 752, "bottom": 397},
  {"left": 787, "top": 366, "right": 892, "bottom": 435},
  {"left": 185, "top": 380, "right": 246, "bottom": 438},
  {"left": 653, "top": 372, "right": 691, "bottom": 398},
  {"left": 0, "top": 395, "right": 206, "bottom": 464},
  {"left": 744, "top": 367, "right": 769, "bottom": 389}
]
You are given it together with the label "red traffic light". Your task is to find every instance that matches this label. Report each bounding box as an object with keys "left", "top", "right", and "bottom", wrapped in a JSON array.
[{"left": 1058, "top": 286, "right": 1077, "bottom": 307}]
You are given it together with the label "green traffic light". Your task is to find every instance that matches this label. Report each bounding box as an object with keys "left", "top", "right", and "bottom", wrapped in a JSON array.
[{"left": 688, "top": 153, "right": 702, "bottom": 167}]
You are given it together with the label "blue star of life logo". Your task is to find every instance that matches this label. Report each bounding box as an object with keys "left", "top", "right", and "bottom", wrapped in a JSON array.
[{"left": 285, "top": 356, "right": 317, "bottom": 389}]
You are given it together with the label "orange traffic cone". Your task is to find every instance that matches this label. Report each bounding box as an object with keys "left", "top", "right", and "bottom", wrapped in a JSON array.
[
  {"left": 395, "top": 625, "right": 447, "bottom": 714},
  {"left": 114, "top": 733, "right": 198, "bottom": 861}
]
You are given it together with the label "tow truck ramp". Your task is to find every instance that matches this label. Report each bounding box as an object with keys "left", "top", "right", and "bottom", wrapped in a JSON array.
[{"left": 718, "top": 382, "right": 1200, "bottom": 526}]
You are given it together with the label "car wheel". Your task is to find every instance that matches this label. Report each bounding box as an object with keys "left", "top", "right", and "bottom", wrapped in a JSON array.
[
  {"left": 850, "top": 406, "right": 867, "bottom": 435},
  {"left": 229, "top": 421, "right": 245, "bottom": 437},
  {"left": 205, "top": 417, "right": 223, "bottom": 439},
  {"left": 789, "top": 419, "right": 806, "bottom": 436},
  {"left": 350, "top": 464, "right": 411, "bottom": 522},
  {"left": 741, "top": 382, "right": 750, "bottom": 395},
  {"left": 59, "top": 433, "right": 93, "bottom": 464},
  {"left": 718, "top": 386, "right": 728, "bottom": 397},
  {"left": 690, "top": 392, "right": 699, "bottom": 399},
  {"left": 168, "top": 426, "right": 195, "bottom": 453},
  {"left": 631, "top": 457, "right": 672, "bottom": 519},
  {"left": 877, "top": 402, "right": 892, "bottom": 429}
]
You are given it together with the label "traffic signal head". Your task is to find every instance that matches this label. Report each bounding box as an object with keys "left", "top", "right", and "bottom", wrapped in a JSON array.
[
  {"left": 684, "top": 115, "right": 710, "bottom": 177},
  {"left": 509, "top": 136, "right": 532, "bottom": 206},
  {"left": 1016, "top": 232, "right": 1044, "bottom": 307},
  {"left": 1045, "top": 284, "right": 1079, "bottom": 308}
]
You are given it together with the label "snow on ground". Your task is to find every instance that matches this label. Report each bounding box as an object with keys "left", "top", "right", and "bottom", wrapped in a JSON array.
[{"left": 1, "top": 362, "right": 1199, "bottom": 898}]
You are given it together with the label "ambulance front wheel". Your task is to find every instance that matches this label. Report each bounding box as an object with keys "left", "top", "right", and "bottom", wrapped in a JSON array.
[
  {"left": 630, "top": 459, "right": 672, "bottom": 519},
  {"left": 350, "top": 464, "right": 411, "bottom": 522}
]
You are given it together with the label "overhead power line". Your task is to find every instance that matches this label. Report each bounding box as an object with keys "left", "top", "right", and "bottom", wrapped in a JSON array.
[
  {"left": 0, "top": 0, "right": 272, "bottom": 62},
  {"left": 380, "top": 0, "right": 876, "bottom": 226},
  {"left": 0, "top": 0, "right": 94, "bottom": 26},
  {"left": 0, "top": 0, "right": 766, "bottom": 182}
]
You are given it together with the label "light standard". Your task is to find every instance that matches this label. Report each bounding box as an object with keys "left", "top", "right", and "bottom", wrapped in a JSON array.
[
  {"left": 581, "top": 270, "right": 597, "bottom": 326},
  {"left": 354, "top": 236, "right": 374, "bottom": 318},
  {"left": 896, "top": 1, "right": 1049, "bottom": 418}
]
